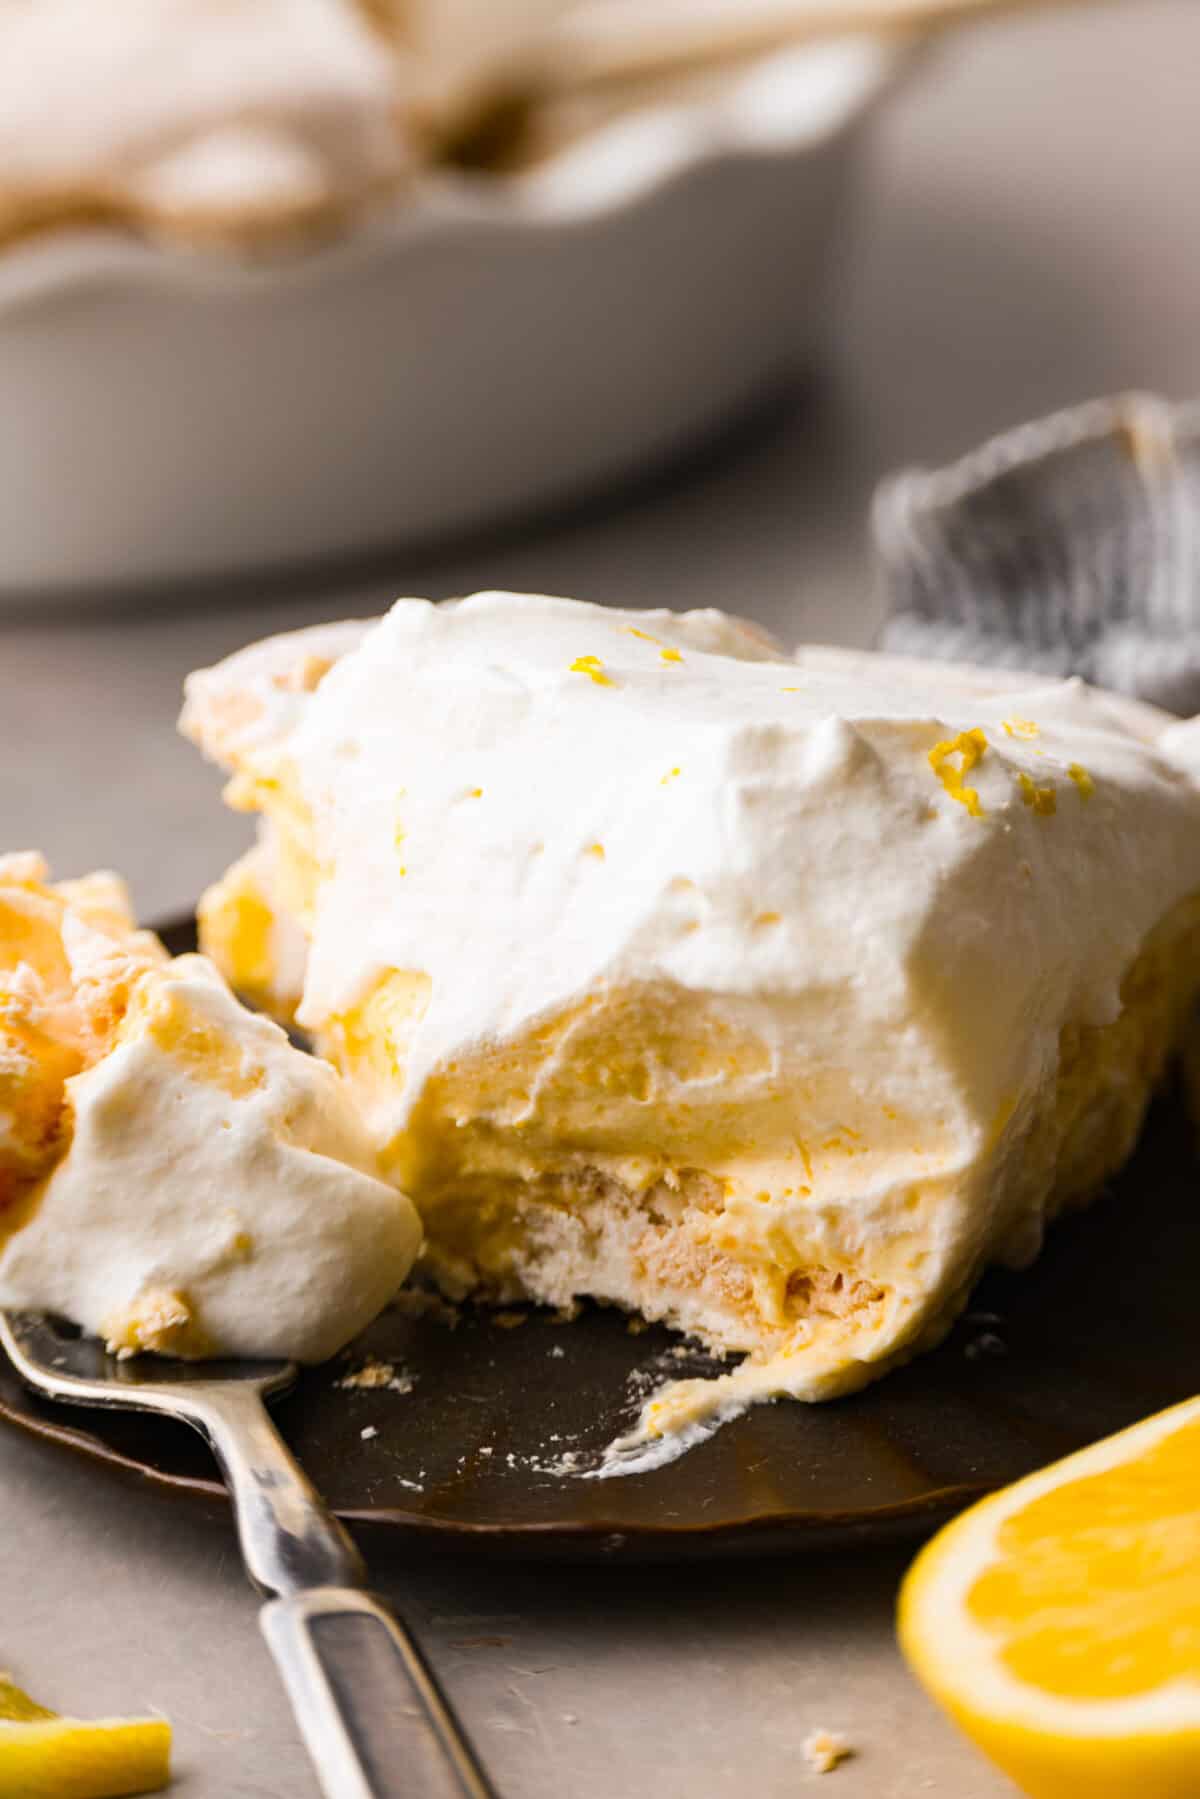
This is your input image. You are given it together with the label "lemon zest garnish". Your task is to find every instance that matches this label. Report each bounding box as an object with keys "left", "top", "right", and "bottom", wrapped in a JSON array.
[
  {"left": 624, "top": 627, "right": 682, "bottom": 664},
  {"left": 660, "top": 767, "right": 682, "bottom": 785},
  {"left": 1067, "top": 762, "right": 1095, "bottom": 800},
  {"left": 467, "top": 787, "right": 483, "bottom": 799},
  {"left": 1002, "top": 717, "right": 1040, "bottom": 739},
  {"left": 1017, "top": 771, "right": 1057, "bottom": 816},
  {"left": 780, "top": 686, "right": 802, "bottom": 693},
  {"left": 928, "top": 729, "right": 988, "bottom": 817},
  {"left": 570, "top": 655, "right": 614, "bottom": 686},
  {"left": 585, "top": 843, "right": 605, "bottom": 860}
]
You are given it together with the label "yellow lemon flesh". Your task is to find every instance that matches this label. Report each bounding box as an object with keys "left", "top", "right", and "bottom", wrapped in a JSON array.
[
  {"left": 898, "top": 1396, "right": 1200, "bottom": 1799},
  {"left": 0, "top": 1675, "right": 170, "bottom": 1798}
]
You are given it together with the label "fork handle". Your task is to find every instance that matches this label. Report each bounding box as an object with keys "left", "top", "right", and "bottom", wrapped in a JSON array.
[
  {"left": 192, "top": 1386, "right": 495, "bottom": 1799},
  {"left": 261, "top": 1588, "right": 496, "bottom": 1799}
]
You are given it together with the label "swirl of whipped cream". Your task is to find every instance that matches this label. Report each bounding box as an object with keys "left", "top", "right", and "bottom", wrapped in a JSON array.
[{"left": 0, "top": 853, "right": 420, "bottom": 1362}]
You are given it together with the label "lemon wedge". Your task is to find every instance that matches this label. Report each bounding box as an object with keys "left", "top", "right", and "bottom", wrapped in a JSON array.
[
  {"left": 898, "top": 1395, "right": 1200, "bottom": 1798},
  {"left": 0, "top": 1674, "right": 170, "bottom": 1798}
]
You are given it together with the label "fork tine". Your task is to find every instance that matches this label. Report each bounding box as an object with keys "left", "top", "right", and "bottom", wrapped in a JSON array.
[{"left": 0, "top": 1309, "right": 296, "bottom": 1415}]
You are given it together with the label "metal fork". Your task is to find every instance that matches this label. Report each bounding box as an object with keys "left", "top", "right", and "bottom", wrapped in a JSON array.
[{"left": 0, "top": 1309, "right": 495, "bottom": 1799}]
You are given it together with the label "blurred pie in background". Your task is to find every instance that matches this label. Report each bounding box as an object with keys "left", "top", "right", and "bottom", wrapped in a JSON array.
[
  {"left": 0, "top": 0, "right": 807, "bottom": 253},
  {"left": 0, "top": 0, "right": 907, "bottom": 593}
]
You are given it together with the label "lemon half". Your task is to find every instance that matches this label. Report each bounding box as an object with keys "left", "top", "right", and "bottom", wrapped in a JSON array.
[
  {"left": 0, "top": 1675, "right": 170, "bottom": 1799},
  {"left": 899, "top": 1395, "right": 1200, "bottom": 1799}
]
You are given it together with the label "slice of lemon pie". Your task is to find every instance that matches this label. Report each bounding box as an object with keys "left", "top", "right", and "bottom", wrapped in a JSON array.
[
  {"left": 0, "top": 852, "right": 420, "bottom": 1362},
  {"left": 182, "top": 593, "right": 1200, "bottom": 1423}
]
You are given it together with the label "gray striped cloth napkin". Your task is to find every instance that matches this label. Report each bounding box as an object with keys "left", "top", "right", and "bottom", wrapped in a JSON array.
[{"left": 873, "top": 392, "right": 1200, "bottom": 716}]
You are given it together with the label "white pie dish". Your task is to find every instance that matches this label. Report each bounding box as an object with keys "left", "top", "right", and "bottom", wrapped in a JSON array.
[{"left": 0, "top": 35, "right": 909, "bottom": 601}]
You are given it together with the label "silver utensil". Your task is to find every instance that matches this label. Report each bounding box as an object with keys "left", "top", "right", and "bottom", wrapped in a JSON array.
[{"left": 0, "top": 1309, "right": 495, "bottom": 1799}]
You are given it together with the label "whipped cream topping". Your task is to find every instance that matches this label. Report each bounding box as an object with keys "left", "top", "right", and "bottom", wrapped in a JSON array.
[
  {"left": 0, "top": 854, "right": 420, "bottom": 1362},
  {"left": 187, "top": 593, "right": 1200, "bottom": 1115},
  {"left": 183, "top": 594, "right": 1200, "bottom": 1411}
]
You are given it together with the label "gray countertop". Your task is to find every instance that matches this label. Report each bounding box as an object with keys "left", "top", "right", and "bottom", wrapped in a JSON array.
[{"left": 4, "top": 3, "right": 1200, "bottom": 1793}]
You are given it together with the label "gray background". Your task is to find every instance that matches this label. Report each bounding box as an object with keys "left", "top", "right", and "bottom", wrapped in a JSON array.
[{"left": 3, "top": 3, "right": 1198, "bottom": 1792}]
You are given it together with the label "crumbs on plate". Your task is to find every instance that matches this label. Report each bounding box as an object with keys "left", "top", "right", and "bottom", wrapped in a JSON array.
[
  {"left": 802, "top": 1729, "right": 853, "bottom": 1775},
  {"left": 336, "top": 1358, "right": 415, "bottom": 1394}
]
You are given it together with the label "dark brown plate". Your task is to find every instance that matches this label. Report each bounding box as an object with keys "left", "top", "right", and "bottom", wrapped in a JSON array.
[{"left": 1, "top": 917, "right": 1197, "bottom": 1561}]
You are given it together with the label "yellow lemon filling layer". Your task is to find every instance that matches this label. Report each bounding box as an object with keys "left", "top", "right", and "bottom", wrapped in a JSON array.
[{"left": 208, "top": 859, "right": 1200, "bottom": 1401}]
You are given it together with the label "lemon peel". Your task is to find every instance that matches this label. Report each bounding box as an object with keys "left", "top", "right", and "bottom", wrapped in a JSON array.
[{"left": 0, "top": 1674, "right": 171, "bottom": 1798}]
